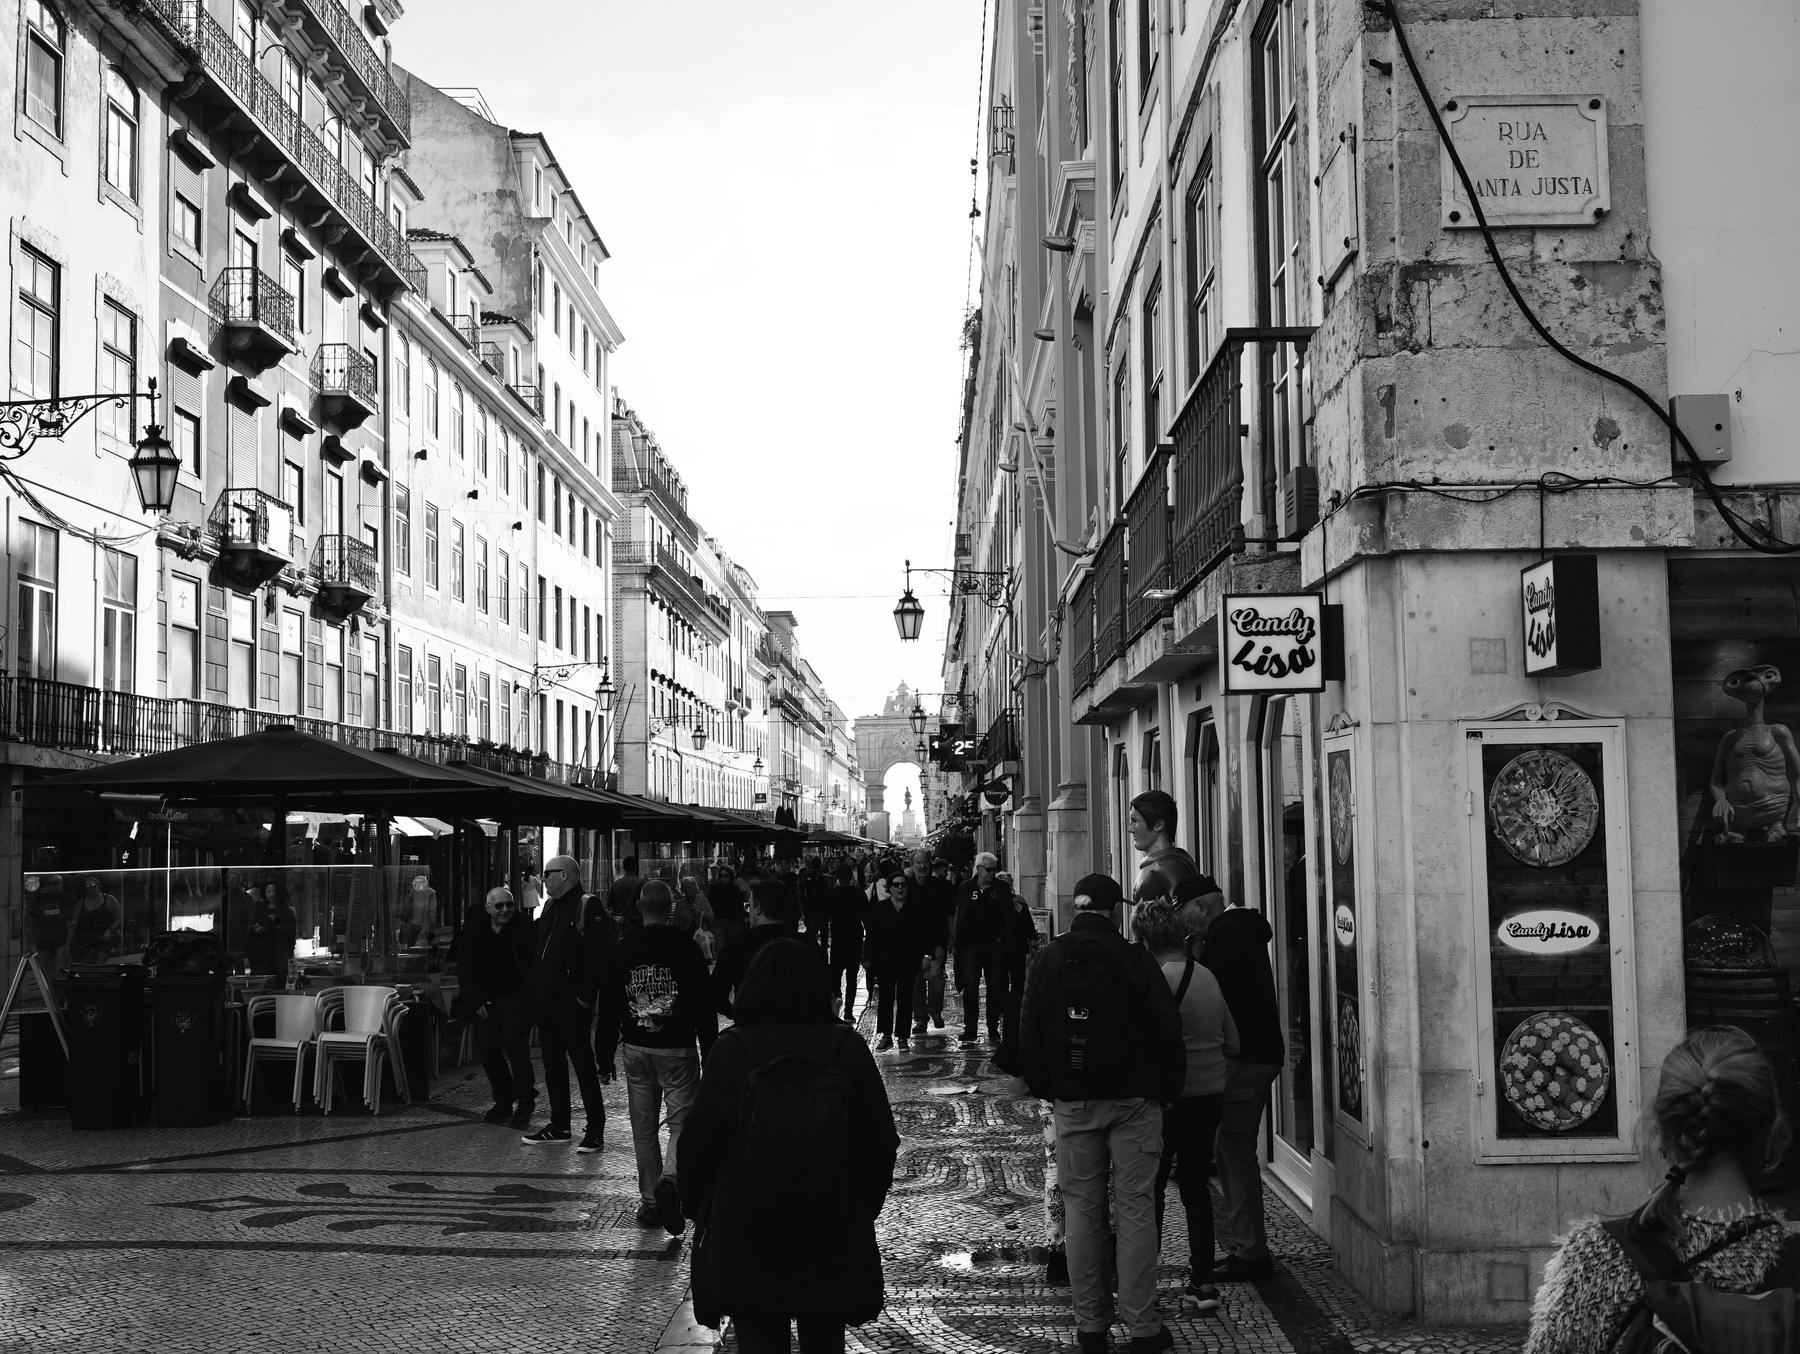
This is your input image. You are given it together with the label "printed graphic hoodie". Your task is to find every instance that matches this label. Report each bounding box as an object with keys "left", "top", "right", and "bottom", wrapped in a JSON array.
[{"left": 594, "top": 923, "right": 718, "bottom": 1065}]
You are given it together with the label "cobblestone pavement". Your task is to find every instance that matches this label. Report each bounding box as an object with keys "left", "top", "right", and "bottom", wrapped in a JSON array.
[{"left": 0, "top": 1002, "right": 1526, "bottom": 1353}]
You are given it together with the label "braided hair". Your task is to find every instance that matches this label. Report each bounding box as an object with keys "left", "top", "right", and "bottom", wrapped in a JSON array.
[{"left": 1635, "top": 1025, "right": 1789, "bottom": 1237}]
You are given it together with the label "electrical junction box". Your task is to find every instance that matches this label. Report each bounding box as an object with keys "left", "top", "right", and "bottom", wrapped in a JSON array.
[{"left": 1671, "top": 394, "right": 1731, "bottom": 466}]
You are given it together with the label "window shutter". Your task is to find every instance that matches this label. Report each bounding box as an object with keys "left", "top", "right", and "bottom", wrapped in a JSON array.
[
  {"left": 168, "top": 361, "right": 201, "bottom": 419},
  {"left": 305, "top": 616, "right": 324, "bottom": 714},
  {"left": 346, "top": 631, "right": 363, "bottom": 722},
  {"left": 260, "top": 607, "right": 280, "bottom": 705},
  {"left": 204, "top": 586, "right": 229, "bottom": 702},
  {"left": 227, "top": 402, "right": 258, "bottom": 485}
]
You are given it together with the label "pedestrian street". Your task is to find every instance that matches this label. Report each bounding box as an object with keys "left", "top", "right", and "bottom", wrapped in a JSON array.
[{"left": 1, "top": 1002, "right": 1524, "bottom": 1354}]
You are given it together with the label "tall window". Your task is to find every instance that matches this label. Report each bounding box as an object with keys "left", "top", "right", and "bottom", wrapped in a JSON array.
[
  {"left": 552, "top": 476, "right": 562, "bottom": 535},
  {"left": 282, "top": 459, "right": 304, "bottom": 523},
  {"left": 15, "top": 246, "right": 59, "bottom": 399},
  {"left": 98, "top": 300, "right": 136, "bottom": 441},
  {"left": 537, "top": 575, "right": 547, "bottom": 637},
  {"left": 451, "top": 382, "right": 465, "bottom": 458},
  {"left": 423, "top": 356, "right": 439, "bottom": 437},
  {"left": 172, "top": 187, "right": 202, "bottom": 254},
  {"left": 453, "top": 664, "right": 468, "bottom": 737},
  {"left": 450, "top": 520, "right": 465, "bottom": 601},
  {"left": 23, "top": 1, "right": 64, "bottom": 136},
  {"left": 475, "top": 405, "right": 488, "bottom": 475},
  {"left": 280, "top": 250, "right": 304, "bottom": 334},
  {"left": 394, "top": 333, "right": 411, "bottom": 416},
  {"left": 1110, "top": 344, "right": 1131, "bottom": 515},
  {"left": 1108, "top": 0, "right": 1126, "bottom": 194},
  {"left": 175, "top": 407, "right": 201, "bottom": 476},
  {"left": 323, "top": 469, "right": 343, "bottom": 537},
  {"left": 552, "top": 282, "right": 562, "bottom": 334},
  {"left": 1255, "top": 0, "right": 1304, "bottom": 524},
  {"left": 1184, "top": 148, "right": 1216, "bottom": 381},
  {"left": 475, "top": 535, "right": 489, "bottom": 612},
  {"left": 395, "top": 645, "right": 414, "bottom": 733},
  {"left": 394, "top": 484, "right": 412, "bottom": 575},
  {"left": 1138, "top": 0, "right": 1158, "bottom": 96},
  {"left": 498, "top": 426, "right": 510, "bottom": 493},
  {"left": 1142, "top": 282, "right": 1163, "bottom": 450},
  {"left": 103, "top": 68, "right": 139, "bottom": 199},
  {"left": 425, "top": 654, "right": 442, "bottom": 734},
  {"left": 499, "top": 679, "right": 512, "bottom": 746},
  {"left": 553, "top": 585, "right": 564, "bottom": 649},
  {"left": 478, "top": 672, "right": 491, "bottom": 741},
  {"left": 536, "top": 464, "right": 546, "bottom": 522},
  {"left": 423, "top": 502, "right": 439, "bottom": 588},
  {"left": 16, "top": 521, "right": 56, "bottom": 679},
  {"left": 552, "top": 383, "right": 562, "bottom": 437},
  {"left": 518, "top": 562, "right": 530, "bottom": 633}
]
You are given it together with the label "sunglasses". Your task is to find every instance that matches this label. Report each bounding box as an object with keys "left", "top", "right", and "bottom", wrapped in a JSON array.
[{"left": 491, "top": 900, "right": 516, "bottom": 909}]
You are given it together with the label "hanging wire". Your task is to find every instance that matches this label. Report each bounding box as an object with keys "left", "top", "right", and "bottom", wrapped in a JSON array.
[
  {"left": 0, "top": 462, "right": 154, "bottom": 547},
  {"left": 964, "top": 0, "right": 992, "bottom": 310}
]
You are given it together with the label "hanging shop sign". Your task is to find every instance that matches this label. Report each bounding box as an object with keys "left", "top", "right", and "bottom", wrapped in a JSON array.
[
  {"left": 1220, "top": 594, "right": 1336, "bottom": 694},
  {"left": 1521, "top": 555, "right": 1602, "bottom": 677},
  {"left": 1440, "top": 95, "right": 1610, "bottom": 229}
]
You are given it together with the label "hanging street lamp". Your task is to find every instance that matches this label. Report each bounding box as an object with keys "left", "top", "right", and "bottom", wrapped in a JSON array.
[
  {"left": 691, "top": 722, "right": 707, "bottom": 751},
  {"left": 891, "top": 557, "right": 1010, "bottom": 642},
  {"left": 594, "top": 662, "right": 616, "bottom": 715},
  {"left": 2, "top": 376, "right": 176, "bottom": 512},
  {"left": 909, "top": 701, "right": 928, "bottom": 738},
  {"left": 893, "top": 585, "right": 924, "bottom": 642}
]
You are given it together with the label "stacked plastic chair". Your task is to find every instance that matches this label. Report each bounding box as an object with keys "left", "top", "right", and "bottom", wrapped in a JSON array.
[
  {"left": 242, "top": 992, "right": 324, "bottom": 1113},
  {"left": 314, "top": 986, "right": 409, "bottom": 1115}
]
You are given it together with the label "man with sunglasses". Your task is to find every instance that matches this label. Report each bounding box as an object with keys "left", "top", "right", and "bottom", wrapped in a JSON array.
[
  {"left": 459, "top": 886, "right": 537, "bottom": 1126},
  {"left": 865, "top": 871, "right": 934, "bottom": 1051},
  {"left": 521, "top": 855, "right": 614, "bottom": 1153}
]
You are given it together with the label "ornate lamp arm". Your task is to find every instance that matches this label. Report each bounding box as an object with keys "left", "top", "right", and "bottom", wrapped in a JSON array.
[{"left": 0, "top": 389, "right": 149, "bottom": 459}]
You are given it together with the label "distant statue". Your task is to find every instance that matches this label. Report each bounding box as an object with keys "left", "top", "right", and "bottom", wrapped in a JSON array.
[
  {"left": 904, "top": 787, "right": 914, "bottom": 812},
  {"left": 1710, "top": 665, "right": 1800, "bottom": 842},
  {"left": 882, "top": 682, "right": 915, "bottom": 718}
]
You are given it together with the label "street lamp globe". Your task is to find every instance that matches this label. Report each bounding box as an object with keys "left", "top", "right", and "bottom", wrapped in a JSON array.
[
  {"left": 908, "top": 702, "right": 928, "bottom": 737},
  {"left": 129, "top": 418, "right": 181, "bottom": 515},
  {"left": 691, "top": 722, "right": 706, "bottom": 751},
  {"left": 595, "top": 666, "right": 615, "bottom": 714},
  {"left": 892, "top": 587, "right": 924, "bottom": 642},
  {"left": 752, "top": 756, "right": 764, "bottom": 775}
]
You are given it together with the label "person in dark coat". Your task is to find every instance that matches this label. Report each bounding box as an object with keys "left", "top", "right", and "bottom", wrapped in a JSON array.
[
  {"left": 678, "top": 939, "right": 899, "bottom": 1352},
  {"left": 247, "top": 881, "right": 299, "bottom": 979},
  {"left": 459, "top": 886, "right": 538, "bottom": 1125},
  {"left": 990, "top": 872, "right": 1040, "bottom": 1070},
  {"left": 520, "top": 854, "right": 614, "bottom": 1153},
  {"left": 950, "top": 852, "right": 1008, "bottom": 1046},
  {"left": 710, "top": 878, "right": 805, "bottom": 1018},
  {"left": 863, "top": 871, "right": 936, "bottom": 1052},
  {"left": 707, "top": 866, "right": 745, "bottom": 950},
  {"left": 822, "top": 863, "right": 869, "bottom": 1017}
]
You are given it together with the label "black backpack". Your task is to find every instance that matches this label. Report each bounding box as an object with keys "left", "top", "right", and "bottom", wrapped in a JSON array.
[
  {"left": 1047, "top": 934, "right": 1141, "bottom": 1093},
  {"left": 733, "top": 1025, "right": 858, "bottom": 1231},
  {"left": 1601, "top": 1214, "right": 1800, "bottom": 1353}
]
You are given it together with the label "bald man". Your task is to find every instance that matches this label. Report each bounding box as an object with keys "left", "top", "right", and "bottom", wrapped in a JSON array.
[{"left": 521, "top": 855, "right": 614, "bottom": 1153}]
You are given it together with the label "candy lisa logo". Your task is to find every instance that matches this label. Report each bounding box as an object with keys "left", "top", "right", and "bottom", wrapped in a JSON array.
[
  {"left": 1334, "top": 905, "right": 1355, "bottom": 948},
  {"left": 1227, "top": 606, "right": 1318, "bottom": 681},
  {"left": 1498, "top": 909, "right": 1597, "bottom": 955},
  {"left": 1525, "top": 576, "right": 1557, "bottom": 661}
]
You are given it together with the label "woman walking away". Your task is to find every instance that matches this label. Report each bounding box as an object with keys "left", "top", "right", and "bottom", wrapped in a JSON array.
[
  {"left": 1136, "top": 900, "right": 1236, "bottom": 1312},
  {"left": 679, "top": 939, "right": 899, "bottom": 1354},
  {"left": 1524, "top": 1026, "right": 1800, "bottom": 1354}
]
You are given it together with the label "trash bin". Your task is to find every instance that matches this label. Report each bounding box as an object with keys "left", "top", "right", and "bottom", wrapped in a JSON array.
[
  {"left": 62, "top": 967, "right": 145, "bottom": 1128},
  {"left": 18, "top": 1009, "right": 69, "bottom": 1109},
  {"left": 148, "top": 973, "right": 228, "bottom": 1127}
]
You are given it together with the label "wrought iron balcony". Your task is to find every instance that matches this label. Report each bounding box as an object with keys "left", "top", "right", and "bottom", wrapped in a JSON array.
[
  {"left": 312, "top": 343, "right": 378, "bottom": 429},
  {"left": 210, "top": 267, "right": 296, "bottom": 371},
  {"left": 1069, "top": 573, "right": 1095, "bottom": 695},
  {"left": 449, "top": 312, "right": 480, "bottom": 349},
  {"left": 311, "top": 534, "right": 379, "bottom": 616},
  {"left": 210, "top": 487, "right": 295, "bottom": 590},
  {"left": 1125, "top": 444, "right": 1174, "bottom": 643},
  {"left": 507, "top": 382, "right": 543, "bottom": 417},
  {"left": 286, "top": 0, "right": 410, "bottom": 146},
  {"left": 147, "top": 0, "right": 423, "bottom": 296},
  {"left": 477, "top": 342, "right": 506, "bottom": 380},
  {"left": 981, "top": 708, "right": 1020, "bottom": 766},
  {"left": 1092, "top": 522, "right": 1128, "bottom": 674}
]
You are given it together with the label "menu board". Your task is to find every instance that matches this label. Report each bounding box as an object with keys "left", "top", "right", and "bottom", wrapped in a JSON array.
[
  {"left": 1326, "top": 744, "right": 1364, "bottom": 1124},
  {"left": 1481, "top": 741, "right": 1617, "bottom": 1140}
]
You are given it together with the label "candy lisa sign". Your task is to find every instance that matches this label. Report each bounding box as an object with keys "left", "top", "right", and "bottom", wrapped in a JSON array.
[
  {"left": 1520, "top": 555, "right": 1602, "bottom": 677},
  {"left": 1221, "top": 594, "right": 1327, "bottom": 694}
]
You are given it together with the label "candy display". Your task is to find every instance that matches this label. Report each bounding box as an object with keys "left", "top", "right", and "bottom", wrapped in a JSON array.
[
  {"left": 1683, "top": 914, "right": 1778, "bottom": 970},
  {"left": 1500, "top": 1011, "right": 1611, "bottom": 1133},
  {"left": 1331, "top": 754, "right": 1354, "bottom": 865},
  {"left": 1489, "top": 749, "right": 1601, "bottom": 868},
  {"left": 1338, "top": 995, "right": 1363, "bottom": 1117}
]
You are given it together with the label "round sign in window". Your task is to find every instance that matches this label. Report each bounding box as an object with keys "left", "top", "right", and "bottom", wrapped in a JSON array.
[
  {"left": 1488, "top": 749, "right": 1599, "bottom": 868},
  {"left": 1500, "top": 1011, "right": 1611, "bottom": 1133}
]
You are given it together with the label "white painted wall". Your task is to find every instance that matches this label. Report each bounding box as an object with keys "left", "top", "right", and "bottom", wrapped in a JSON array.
[{"left": 1640, "top": 0, "right": 1800, "bottom": 484}]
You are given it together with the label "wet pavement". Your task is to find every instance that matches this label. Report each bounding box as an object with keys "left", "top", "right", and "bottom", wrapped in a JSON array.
[{"left": 0, "top": 1000, "right": 1526, "bottom": 1352}]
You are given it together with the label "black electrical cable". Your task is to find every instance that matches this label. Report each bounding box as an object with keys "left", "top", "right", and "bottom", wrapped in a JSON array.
[{"left": 1372, "top": 0, "right": 1799, "bottom": 554}]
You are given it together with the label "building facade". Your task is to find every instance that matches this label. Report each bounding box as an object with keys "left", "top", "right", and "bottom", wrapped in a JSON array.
[{"left": 942, "top": 0, "right": 1798, "bottom": 1324}]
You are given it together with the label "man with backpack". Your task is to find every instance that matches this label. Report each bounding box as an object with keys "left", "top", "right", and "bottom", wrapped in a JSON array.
[
  {"left": 520, "top": 854, "right": 614, "bottom": 1154},
  {"left": 1020, "top": 873, "right": 1185, "bottom": 1354},
  {"left": 711, "top": 877, "right": 806, "bottom": 1018},
  {"left": 594, "top": 879, "right": 717, "bottom": 1235}
]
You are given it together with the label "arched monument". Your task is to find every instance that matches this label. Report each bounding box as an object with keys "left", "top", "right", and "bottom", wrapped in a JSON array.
[{"left": 856, "top": 682, "right": 923, "bottom": 819}]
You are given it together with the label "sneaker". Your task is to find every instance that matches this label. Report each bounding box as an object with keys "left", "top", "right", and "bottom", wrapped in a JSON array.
[
  {"left": 575, "top": 1130, "right": 603, "bottom": 1154},
  {"left": 654, "top": 1176, "right": 685, "bottom": 1235},
  {"left": 509, "top": 1097, "right": 537, "bottom": 1129},
  {"left": 635, "top": 1199, "right": 660, "bottom": 1227},
  {"left": 1128, "top": 1328, "right": 1174, "bottom": 1354},
  {"left": 484, "top": 1103, "right": 512, "bottom": 1124},
  {"left": 1184, "top": 1279, "right": 1221, "bottom": 1311},
  {"left": 1216, "top": 1253, "right": 1274, "bottom": 1282},
  {"left": 896, "top": 1037, "right": 910, "bottom": 1051},
  {"left": 521, "top": 1125, "right": 572, "bottom": 1146},
  {"left": 1075, "top": 1331, "right": 1108, "bottom": 1353},
  {"left": 875, "top": 1034, "right": 893, "bottom": 1051}
]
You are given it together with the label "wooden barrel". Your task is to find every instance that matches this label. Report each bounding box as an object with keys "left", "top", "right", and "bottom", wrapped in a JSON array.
[{"left": 1685, "top": 967, "right": 1800, "bottom": 1186}]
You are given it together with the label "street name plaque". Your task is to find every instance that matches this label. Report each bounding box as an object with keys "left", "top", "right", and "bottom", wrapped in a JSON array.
[{"left": 1441, "top": 95, "right": 1609, "bottom": 229}]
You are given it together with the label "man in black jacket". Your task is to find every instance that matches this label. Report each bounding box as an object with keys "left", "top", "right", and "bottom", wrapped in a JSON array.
[
  {"left": 904, "top": 849, "right": 951, "bottom": 1034},
  {"left": 594, "top": 879, "right": 717, "bottom": 1234},
  {"left": 521, "top": 855, "right": 614, "bottom": 1153},
  {"left": 951, "top": 852, "right": 1009, "bottom": 1046},
  {"left": 710, "top": 878, "right": 804, "bottom": 1017},
  {"left": 1198, "top": 893, "right": 1285, "bottom": 1282},
  {"left": 1020, "top": 873, "right": 1183, "bottom": 1354},
  {"left": 459, "top": 886, "right": 537, "bottom": 1126},
  {"left": 822, "top": 863, "right": 869, "bottom": 1017}
]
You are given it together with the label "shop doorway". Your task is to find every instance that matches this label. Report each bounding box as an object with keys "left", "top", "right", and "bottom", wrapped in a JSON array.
[{"left": 1260, "top": 696, "right": 1318, "bottom": 1199}]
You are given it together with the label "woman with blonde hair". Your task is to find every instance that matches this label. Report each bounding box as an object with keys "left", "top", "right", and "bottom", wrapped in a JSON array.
[{"left": 1524, "top": 1025, "right": 1797, "bottom": 1353}]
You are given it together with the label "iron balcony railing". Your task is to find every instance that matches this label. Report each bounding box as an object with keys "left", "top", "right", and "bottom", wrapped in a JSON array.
[
  {"left": 1069, "top": 575, "right": 1096, "bottom": 695},
  {"left": 981, "top": 708, "right": 1020, "bottom": 765},
  {"left": 287, "top": 0, "right": 410, "bottom": 143},
  {"left": 507, "top": 382, "right": 543, "bottom": 417},
  {"left": 476, "top": 342, "right": 506, "bottom": 380},
  {"left": 311, "top": 343, "right": 376, "bottom": 407},
  {"left": 449, "top": 312, "right": 480, "bottom": 349},
  {"left": 311, "top": 533, "right": 380, "bottom": 596},
  {"left": 1125, "top": 443, "right": 1174, "bottom": 643},
  {"left": 210, "top": 487, "right": 295, "bottom": 558},
  {"left": 0, "top": 674, "right": 592, "bottom": 779},
  {"left": 1171, "top": 327, "right": 1317, "bottom": 594},
  {"left": 1092, "top": 522, "right": 1128, "bottom": 674},
  {"left": 209, "top": 267, "right": 296, "bottom": 346},
  {"left": 148, "top": 0, "right": 422, "bottom": 291}
]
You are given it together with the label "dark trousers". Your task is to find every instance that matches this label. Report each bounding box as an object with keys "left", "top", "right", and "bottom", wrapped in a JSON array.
[
  {"left": 533, "top": 995, "right": 605, "bottom": 1132},
  {"left": 830, "top": 946, "right": 863, "bottom": 1016},
  {"left": 874, "top": 964, "right": 916, "bottom": 1037},
  {"left": 474, "top": 989, "right": 536, "bottom": 1109},
  {"left": 956, "top": 944, "right": 1008, "bottom": 1038},
  {"left": 1154, "top": 1092, "right": 1227, "bottom": 1277},
  {"left": 732, "top": 1314, "right": 845, "bottom": 1354}
]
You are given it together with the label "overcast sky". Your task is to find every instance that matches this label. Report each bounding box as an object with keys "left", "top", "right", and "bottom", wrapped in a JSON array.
[{"left": 403, "top": 0, "right": 985, "bottom": 735}]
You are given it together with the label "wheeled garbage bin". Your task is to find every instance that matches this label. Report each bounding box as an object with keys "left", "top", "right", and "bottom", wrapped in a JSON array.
[
  {"left": 148, "top": 972, "right": 229, "bottom": 1126},
  {"left": 62, "top": 966, "right": 145, "bottom": 1128}
]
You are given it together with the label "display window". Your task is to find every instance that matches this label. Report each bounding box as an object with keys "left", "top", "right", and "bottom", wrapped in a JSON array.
[{"left": 1323, "top": 725, "right": 1370, "bottom": 1143}]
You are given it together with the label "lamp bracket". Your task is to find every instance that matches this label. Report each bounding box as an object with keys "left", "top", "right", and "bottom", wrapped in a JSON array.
[{"left": 0, "top": 387, "right": 153, "bottom": 458}]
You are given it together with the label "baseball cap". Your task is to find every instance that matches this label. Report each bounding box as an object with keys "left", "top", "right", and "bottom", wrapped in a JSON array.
[
  {"left": 1073, "top": 873, "right": 1124, "bottom": 911},
  {"left": 1173, "top": 874, "right": 1223, "bottom": 904}
]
